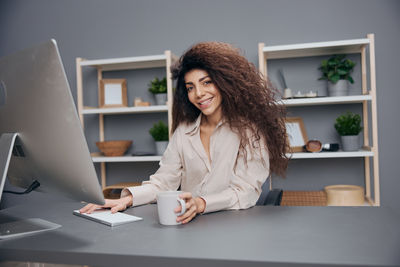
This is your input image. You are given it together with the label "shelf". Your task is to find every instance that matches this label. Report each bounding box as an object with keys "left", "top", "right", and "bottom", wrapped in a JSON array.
[
  {"left": 287, "top": 149, "right": 374, "bottom": 159},
  {"left": 279, "top": 94, "right": 372, "bottom": 106},
  {"left": 263, "top": 38, "right": 370, "bottom": 59},
  {"left": 259, "top": 34, "right": 380, "bottom": 206},
  {"left": 76, "top": 50, "right": 176, "bottom": 190},
  {"left": 80, "top": 54, "right": 167, "bottom": 71},
  {"left": 326, "top": 198, "right": 374, "bottom": 207},
  {"left": 92, "top": 155, "right": 162, "bottom": 163},
  {"left": 82, "top": 105, "right": 168, "bottom": 115}
]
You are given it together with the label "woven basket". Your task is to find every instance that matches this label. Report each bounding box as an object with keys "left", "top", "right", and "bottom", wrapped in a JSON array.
[
  {"left": 280, "top": 191, "right": 327, "bottom": 206},
  {"left": 96, "top": 140, "right": 132, "bottom": 156}
]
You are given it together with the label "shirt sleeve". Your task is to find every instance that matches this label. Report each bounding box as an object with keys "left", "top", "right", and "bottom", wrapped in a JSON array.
[
  {"left": 202, "top": 137, "right": 270, "bottom": 213},
  {"left": 121, "top": 128, "right": 183, "bottom": 207}
]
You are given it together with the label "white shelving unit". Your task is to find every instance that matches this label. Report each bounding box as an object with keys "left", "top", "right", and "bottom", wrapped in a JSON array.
[
  {"left": 280, "top": 94, "right": 372, "bottom": 107},
  {"left": 259, "top": 34, "right": 380, "bottom": 206},
  {"left": 79, "top": 54, "right": 171, "bottom": 71},
  {"left": 261, "top": 38, "right": 370, "bottom": 60},
  {"left": 287, "top": 149, "right": 374, "bottom": 159},
  {"left": 81, "top": 105, "right": 168, "bottom": 115},
  {"left": 76, "top": 51, "right": 177, "bottom": 189},
  {"left": 92, "top": 155, "right": 162, "bottom": 163}
]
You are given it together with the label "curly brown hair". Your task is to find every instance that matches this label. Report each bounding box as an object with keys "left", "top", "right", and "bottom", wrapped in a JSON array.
[{"left": 171, "top": 42, "right": 288, "bottom": 177}]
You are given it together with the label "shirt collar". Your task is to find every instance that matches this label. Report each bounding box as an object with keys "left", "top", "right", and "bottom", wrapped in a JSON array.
[
  {"left": 185, "top": 113, "right": 226, "bottom": 136},
  {"left": 185, "top": 114, "right": 202, "bottom": 136}
]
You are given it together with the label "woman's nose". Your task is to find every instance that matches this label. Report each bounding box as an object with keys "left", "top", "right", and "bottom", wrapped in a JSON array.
[{"left": 195, "top": 86, "right": 205, "bottom": 97}]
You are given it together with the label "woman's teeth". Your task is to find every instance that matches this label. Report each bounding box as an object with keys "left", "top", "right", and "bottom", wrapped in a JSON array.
[{"left": 199, "top": 98, "right": 213, "bottom": 107}]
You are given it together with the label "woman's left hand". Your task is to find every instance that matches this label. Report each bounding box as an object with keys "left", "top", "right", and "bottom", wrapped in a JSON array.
[{"left": 175, "top": 192, "right": 206, "bottom": 224}]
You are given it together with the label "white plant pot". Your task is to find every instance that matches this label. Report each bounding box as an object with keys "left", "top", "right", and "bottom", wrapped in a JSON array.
[
  {"left": 154, "top": 93, "right": 167, "bottom": 105},
  {"left": 341, "top": 135, "right": 360, "bottom": 151},
  {"left": 155, "top": 141, "right": 168, "bottom": 155},
  {"left": 328, "top": 80, "right": 349, "bottom": 96}
]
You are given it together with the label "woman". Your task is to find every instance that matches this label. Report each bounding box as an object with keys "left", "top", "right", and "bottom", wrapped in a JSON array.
[{"left": 80, "top": 42, "right": 288, "bottom": 224}]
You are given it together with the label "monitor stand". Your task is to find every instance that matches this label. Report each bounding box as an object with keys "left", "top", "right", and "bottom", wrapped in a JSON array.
[{"left": 0, "top": 133, "right": 61, "bottom": 239}]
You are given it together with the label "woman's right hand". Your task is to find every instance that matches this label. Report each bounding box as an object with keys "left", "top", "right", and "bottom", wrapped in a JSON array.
[{"left": 79, "top": 195, "right": 133, "bottom": 214}]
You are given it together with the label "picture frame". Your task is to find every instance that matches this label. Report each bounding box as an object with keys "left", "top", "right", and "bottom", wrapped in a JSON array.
[
  {"left": 99, "top": 79, "right": 128, "bottom": 108},
  {"left": 285, "top": 117, "right": 308, "bottom": 153}
]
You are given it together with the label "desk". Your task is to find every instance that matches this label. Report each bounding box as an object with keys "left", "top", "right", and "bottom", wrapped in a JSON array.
[{"left": 0, "top": 200, "right": 399, "bottom": 267}]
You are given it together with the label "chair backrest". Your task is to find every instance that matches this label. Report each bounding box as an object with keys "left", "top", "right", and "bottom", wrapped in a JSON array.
[
  {"left": 256, "top": 177, "right": 283, "bottom": 206},
  {"left": 256, "top": 177, "right": 271, "bottom": 205},
  {"left": 264, "top": 189, "right": 283, "bottom": 206}
]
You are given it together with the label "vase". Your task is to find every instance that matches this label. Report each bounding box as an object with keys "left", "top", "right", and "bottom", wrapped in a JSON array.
[
  {"left": 328, "top": 80, "right": 348, "bottom": 96},
  {"left": 340, "top": 135, "right": 360, "bottom": 151},
  {"left": 154, "top": 93, "right": 167, "bottom": 105},
  {"left": 155, "top": 141, "right": 168, "bottom": 155}
]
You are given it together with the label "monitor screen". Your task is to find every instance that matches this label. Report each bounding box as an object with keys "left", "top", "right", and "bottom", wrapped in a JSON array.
[{"left": 0, "top": 39, "right": 104, "bottom": 205}]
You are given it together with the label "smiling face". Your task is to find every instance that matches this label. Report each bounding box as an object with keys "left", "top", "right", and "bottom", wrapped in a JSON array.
[{"left": 184, "top": 69, "right": 222, "bottom": 123}]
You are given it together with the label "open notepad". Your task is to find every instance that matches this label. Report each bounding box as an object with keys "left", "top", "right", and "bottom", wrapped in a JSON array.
[{"left": 73, "top": 209, "right": 142, "bottom": 227}]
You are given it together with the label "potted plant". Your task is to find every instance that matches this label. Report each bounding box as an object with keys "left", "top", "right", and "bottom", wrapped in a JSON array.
[
  {"left": 318, "top": 54, "right": 356, "bottom": 96},
  {"left": 149, "top": 121, "right": 169, "bottom": 155},
  {"left": 334, "top": 112, "right": 363, "bottom": 151},
  {"left": 148, "top": 77, "right": 167, "bottom": 105}
]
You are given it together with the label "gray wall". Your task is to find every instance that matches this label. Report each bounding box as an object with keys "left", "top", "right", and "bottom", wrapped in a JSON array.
[{"left": 1, "top": 0, "right": 399, "bottom": 211}]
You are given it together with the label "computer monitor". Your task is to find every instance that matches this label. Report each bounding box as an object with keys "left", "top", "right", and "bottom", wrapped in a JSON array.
[{"left": 0, "top": 40, "right": 105, "bottom": 238}]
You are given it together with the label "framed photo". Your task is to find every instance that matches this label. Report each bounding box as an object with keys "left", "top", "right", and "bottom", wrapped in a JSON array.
[
  {"left": 99, "top": 79, "right": 128, "bottom": 108},
  {"left": 285, "top": 117, "right": 308, "bottom": 152}
]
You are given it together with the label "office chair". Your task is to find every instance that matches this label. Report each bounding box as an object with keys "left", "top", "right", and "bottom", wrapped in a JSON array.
[
  {"left": 256, "top": 178, "right": 282, "bottom": 206},
  {"left": 257, "top": 178, "right": 328, "bottom": 206}
]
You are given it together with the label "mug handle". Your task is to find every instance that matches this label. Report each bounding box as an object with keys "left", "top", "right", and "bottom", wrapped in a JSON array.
[{"left": 176, "top": 197, "right": 186, "bottom": 216}]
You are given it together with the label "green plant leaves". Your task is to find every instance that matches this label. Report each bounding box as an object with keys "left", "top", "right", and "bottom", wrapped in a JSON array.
[
  {"left": 334, "top": 112, "right": 363, "bottom": 136},
  {"left": 149, "top": 121, "right": 169, "bottom": 141},
  {"left": 329, "top": 73, "right": 340, "bottom": 84},
  {"left": 148, "top": 77, "right": 167, "bottom": 94},
  {"left": 318, "top": 54, "right": 356, "bottom": 84},
  {"left": 337, "top": 69, "right": 347, "bottom": 75}
]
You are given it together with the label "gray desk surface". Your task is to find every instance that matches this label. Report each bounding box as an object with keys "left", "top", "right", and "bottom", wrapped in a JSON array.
[{"left": 0, "top": 200, "right": 400, "bottom": 267}]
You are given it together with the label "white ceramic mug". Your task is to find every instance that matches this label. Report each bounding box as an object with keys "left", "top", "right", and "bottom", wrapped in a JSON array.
[{"left": 156, "top": 191, "right": 186, "bottom": 225}]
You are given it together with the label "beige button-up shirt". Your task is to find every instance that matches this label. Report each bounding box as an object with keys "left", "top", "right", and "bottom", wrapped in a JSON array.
[{"left": 122, "top": 115, "right": 270, "bottom": 213}]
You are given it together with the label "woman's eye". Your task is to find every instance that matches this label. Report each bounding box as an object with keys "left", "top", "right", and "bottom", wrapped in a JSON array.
[
  {"left": 203, "top": 80, "right": 212, "bottom": 85},
  {"left": 186, "top": 86, "right": 193, "bottom": 92}
]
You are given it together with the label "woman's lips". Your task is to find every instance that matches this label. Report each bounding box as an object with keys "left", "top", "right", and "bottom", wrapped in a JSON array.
[{"left": 198, "top": 97, "right": 213, "bottom": 109}]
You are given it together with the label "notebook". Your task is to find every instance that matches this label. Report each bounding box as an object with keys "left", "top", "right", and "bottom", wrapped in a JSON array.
[{"left": 73, "top": 209, "right": 142, "bottom": 226}]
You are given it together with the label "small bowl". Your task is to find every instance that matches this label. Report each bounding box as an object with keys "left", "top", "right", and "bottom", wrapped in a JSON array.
[
  {"left": 305, "top": 140, "right": 322, "bottom": 153},
  {"left": 324, "top": 185, "right": 364, "bottom": 206},
  {"left": 96, "top": 140, "right": 132, "bottom": 157}
]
